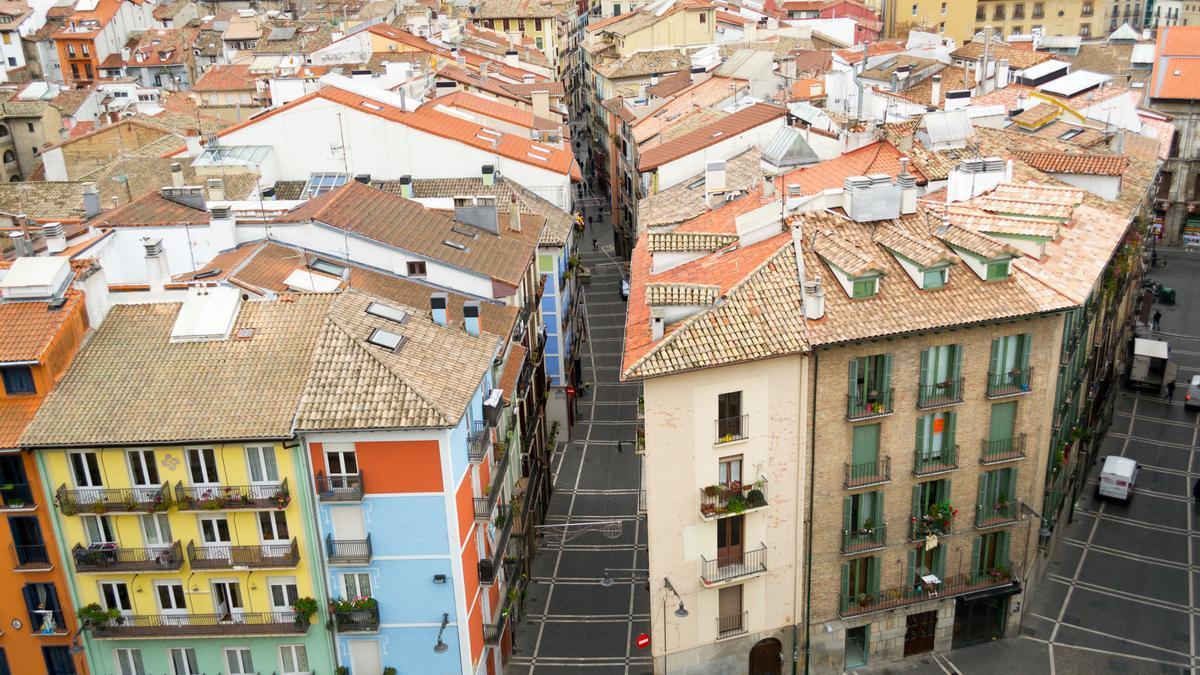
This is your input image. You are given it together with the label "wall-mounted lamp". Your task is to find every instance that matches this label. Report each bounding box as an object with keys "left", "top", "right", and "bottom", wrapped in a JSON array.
[
  {"left": 434, "top": 612, "right": 450, "bottom": 653},
  {"left": 664, "top": 577, "right": 688, "bottom": 618},
  {"left": 433, "top": 574, "right": 447, "bottom": 584}
]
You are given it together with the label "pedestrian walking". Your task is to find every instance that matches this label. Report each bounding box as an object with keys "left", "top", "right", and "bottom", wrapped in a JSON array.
[
  {"left": 1166, "top": 379, "right": 1177, "bottom": 401},
  {"left": 1193, "top": 478, "right": 1200, "bottom": 514},
  {"left": 1151, "top": 249, "right": 1158, "bottom": 268},
  {"left": 593, "top": 237, "right": 598, "bottom": 251},
  {"left": 1153, "top": 310, "right": 1162, "bottom": 331},
  {"left": 616, "top": 440, "right": 624, "bottom": 454}
]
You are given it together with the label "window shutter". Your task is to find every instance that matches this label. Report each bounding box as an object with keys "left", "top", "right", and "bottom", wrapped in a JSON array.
[
  {"left": 998, "top": 530, "right": 1011, "bottom": 570},
  {"left": 915, "top": 415, "right": 927, "bottom": 457},
  {"left": 933, "top": 546, "right": 946, "bottom": 578},
  {"left": 848, "top": 357, "right": 860, "bottom": 400},
  {"left": 21, "top": 584, "right": 38, "bottom": 627},
  {"left": 906, "top": 548, "right": 917, "bottom": 590},
  {"left": 839, "top": 562, "right": 850, "bottom": 611},
  {"left": 977, "top": 473, "right": 988, "bottom": 514},
  {"left": 843, "top": 496, "right": 853, "bottom": 534},
  {"left": 951, "top": 344, "right": 964, "bottom": 383},
  {"left": 881, "top": 354, "right": 893, "bottom": 392},
  {"left": 945, "top": 412, "right": 957, "bottom": 454},
  {"left": 940, "top": 479, "right": 952, "bottom": 504},
  {"left": 1019, "top": 334, "right": 1032, "bottom": 372},
  {"left": 868, "top": 557, "right": 881, "bottom": 596},
  {"left": 911, "top": 485, "right": 922, "bottom": 521},
  {"left": 971, "top": 536, "right": 982, "bottom": 579},
  {"left": 919, "top": 348, "right": 932, "bottom": 387},
  {"left": 989, "top": 338, "right": 1002, "bottom": 377},
  {"left": 872, "top": 491, "right": 884, "bottom": 525}
]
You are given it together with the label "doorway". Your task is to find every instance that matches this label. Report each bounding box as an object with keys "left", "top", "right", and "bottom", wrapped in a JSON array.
[
  {"left": 8, "top": 516, "right": 47, "bottom": 567},
  {"left": 211, "top": 581, "right": 244, "bottom": 621},
  {"left": 717, "top": 514, "right": 744, "bottom": 567},
  {"left": 748, "top": 638, "right": 782, "bottom": 675},
  {"left": 348, "top": 640, "right": 383, "bottom": 675},
  {"left": 952, "top": 595, "right": 1009, "bottom": 648},
  {"left": 904, "top": 610, "right": 938, "bottom": 656}
]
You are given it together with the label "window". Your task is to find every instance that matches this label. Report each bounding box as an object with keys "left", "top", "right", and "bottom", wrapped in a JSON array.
[
  {"left": 939, "top": 21, "right": 945, "bottom": 32},
  {"left": 406, "top": 260, "right": 427, "bottom": 277},
  {"left": 986, "top": 260, "right": 1010, "bottom": 280},
  {"left": 940, "top": 1, "right": 947, "bottom": 13},
  {"left": 848, "top": 354, "right": 892, "bottom": 415},
  {"left": 845, "top": 625, "right": 870, "bottom": 669},
  {"left": 503, "top": 18, "right": 511, "bottom": 30},
  {"left": 268, "top": 577, "right": 299, "bottom": 612},
  {"left": 976, "top": 5, "right": 986, "bottom": 19},
  {"left": 344, "top": 572, "right": 372, "bottom": 598},
  {"left": 23, "top": 583, "right": 64, "bottom": 633},
  {"left": 5, "top": 58, "right": 12, "bottom": 67},
  {"left": 840, "top": 556, "right": 880, "bottom": 608},
  {"left": 922, "top": 268, "right": 947, "bottom": 289},
  {"left": 1033, "top": 2, "right": 1044, "bottom": 17},
  {"left": 155, "top": 581, "right": 186, "bottom": 614},
  {"left": 279, "top": 645, "right": 309, "bottom": 675},
  {"left": 199, "top": 515, "right": 231, "bottom": 545},
  {"left": 978, "top": 468, "right": 1018, "bottom": 522},
  {"left": 699, "top": 11, "right": 706, "bottom": 22},
  {"left": 850, "top": 424, "right": 881, "bottom": 472},
  {"left": 82, "top": 515, "right": 114, "bottom": 545},
  {"left": 518, "top": 19, "right": 525, "bottom": 31},
  {"left": 851, "top": 277, "right": 877, "bottom": 298},
  {"left": 973, "top": 530, "right": 1011, "bottom": 578},
  {"left": 98, "top": 581, "right": 132, "bottom": 614},
  {"left": 224, "top": 648, "right": 254, "bottom": 675},
  {"left": 115, "top": 649, "right": 146, "bottom": 675},
  {"left": 534, "top": 18, "right": 542, "bottom": 30},
  {"left": 843, "top": 491, "right": 883, "bottom": 544},
  {"left": 989, "top": 333, "right": 1031, "bottom": 385},
  {"left": 1, "top": 366, "right": 34, "bottom": 394},
  {"left": 994, "top": 4, "right": 1005, "bottom": 19},
  {"left": 536, "top": 36, "right": 544, "bottom": 50},
  {"left": 1014, "top": 3, "right": 1025, "bottom": 18},
  {"left": 1080, "top": 22, "right": 1091, "bottom": 36},
  {"left": 211, "top": 580, "right": 243, "bottom": 617},
  {"left": 718, "top": 456, "right": 742, "bottom": 486},
  {"left": 716, "top": 391, "right": 744, "bottom": 442},
  {"left": 912, "top": 478, "right": 952, "bottom": 536},
  {"left": 245, "top": 446, "right": 279, "bottom": 484},
  {"left": 325, "top": 445, "right": 358, "bottom": 479},
  {"left": 81, "top": 44, "right": 88, "bottom": 57},
  {"left": 69, "top": 451, "right": 102, "bottom": 488},
  {"left": 717, "top": 584, "right": 743, "bottom": 636},
  {"left": 67, "top": 45, "right": 75, "bottom": 57},
  {"left": 84, "top": 64, "right": 92, "bottom": 80},
  {"left": 912, "top": 3, "right": 918, "bottom": 15},
  {"left": 907, "top": 541, "right": 947, "bottom": 589},
  {"left": 1012, "top": 24, "right": 1023, "bottom": 33},
  {"left": 612, "top": 3, "right": 621, "bottom": 14},
  {"left": 70, "top": 64, "right": 78, "bottom": 80},
  {"left": 301, "top": 173, "right": 348, "bottom": 198},
  {"left": 127, "top": 450, "right": 159, "bottom": 491},
  {"left": 987, "top": 401, "right": 1018, "bottom": 456},
  {"left": 915, "top": 411, "right": 956, "bottom": 468},
  {"left": 259, "top": 510, "right": 290, "bottom": 543},
  {"left": 1082, "top": 1, "right": 1094, "bottom": 15},
  {"left": 168, "top": 648, "right": 199, "bottom": 675},
  {"left": 187, "top": 448, "right": 219, "bottom": 484},
  {"left": 141, "top": 514, "right": 172, "bottom": 546}
]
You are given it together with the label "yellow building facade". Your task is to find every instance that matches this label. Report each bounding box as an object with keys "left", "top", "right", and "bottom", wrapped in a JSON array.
[{"left": 884, "top": 0, "right": 1106, "bottom": 43}]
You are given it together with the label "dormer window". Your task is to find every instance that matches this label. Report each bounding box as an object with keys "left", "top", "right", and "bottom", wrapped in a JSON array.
[
  {"left": 986, "top": 260, "right": 1011, "bottom": 281},
  {"left": 922, "top": 268, "right": 948, "bottom": 289},
  {"left": 851, "top": 277, "right": 879, "bottom": 299}
]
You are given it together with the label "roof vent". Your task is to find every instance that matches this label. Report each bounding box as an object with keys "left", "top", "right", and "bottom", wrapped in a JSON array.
[
  {"left": 170, "top": 285, "right": 243, "bottom": 343},
  {"left": 143, "top": 238, "right": 164, "bottom": 257},
  {"left": 0, "top": 256, "right": 72, "bottom": 301}
]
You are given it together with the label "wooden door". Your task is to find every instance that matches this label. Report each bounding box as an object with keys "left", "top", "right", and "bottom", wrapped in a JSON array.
[
  {"left": 717, "top": 514, "right": 743, "bottom": 567},
  {"left": 904, "top": 610, "right": 938, "bottom": 656},
  {"left": 749, "top": 638, "right": 782, "bottom": 675}
]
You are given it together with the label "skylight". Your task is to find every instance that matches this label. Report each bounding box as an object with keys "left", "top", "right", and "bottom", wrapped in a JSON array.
[
  {"left": 366, "top": 301, "right": 409, "bottom": 324},
  {"left": 367, "top": 328, "right": 404, "bottom": 351},
  {"left": 360, "top": 101, "right": 383, "bottom": 111},
  {"left": 451, "top": 223, "right": 480, "bottom": 238},
  {"left": 310, "top": 258, "right": 347, "bottom": 276},
  {"left": 443, "top": 240, "right": 469, "bottom": 251},
  {"left": 526, "top": 152, "right": 548, "bottom": 161},
  {"left": 1057, "top": 128, "right": 1082, "bottom": 140},
  {"left": 302, "top": 173, "right": 348, "bottom": 198}
]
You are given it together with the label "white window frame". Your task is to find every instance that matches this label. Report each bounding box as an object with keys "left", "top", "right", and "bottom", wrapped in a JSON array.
[
  {"left": 114, "top": 648, "right": 146, "bottom": 675},
  {"left": 245, "top": 445, "right": 280, "bottom": 485},
  {"left": 186, "top": 447, "right": 220, "bottom": 485},
  {"left": 325, "top": 444, "right": 358, "bottom": 478},
  {"left": 268, "top": 576, "right": 299, "bottom": 615},
  {"left": 154, "top": 580, "right": 187, "bottom": 616},
  {"left": 98, "top": 580, "right": 133, "bottom": 615},
  {"left": 279, "top": 645, "right": 309, "bottom": 675},
  {"left": 141, "top": 513, "right": 172, "bottom": 547},
  {"left": 211, "top": 579, "right": 244, "bottom": 619},
  {"left": 259, "top": 510, "right": 289, "bottom": 543},
  {"left": 69, "top": 450, "right": 103, "bottom": 488},
  {"left": 343, "top": 572, "right": 372, "bottom": 598},
  {"left": 82, "top": 514, "right": 115, "bottom": 545},
  {"left": 198, "top": 515, "right": 231, "bottom": 546},
  {"left": 223, "top": 647, "right": 254, "bottom": 675},
  {"left": 168, "top": 647, "right": 199, "bottom": 675},
  {"left": 126, "top": 449, "right": 159, "bottom": 489}
]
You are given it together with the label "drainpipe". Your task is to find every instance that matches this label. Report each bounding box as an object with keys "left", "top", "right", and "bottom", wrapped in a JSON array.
[
  {"left": 854, "top": 42, "right": 870, "bottom": 123},
  {"left": 297, "top": 435, "right": 339, "bottom": 668},
  {"left": 801, "top": 351, "right": 818, "bottom": 675}
]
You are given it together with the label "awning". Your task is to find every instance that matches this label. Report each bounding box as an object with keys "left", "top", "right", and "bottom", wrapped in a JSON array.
[{"left": 958, "top": 580, "right": 1022, "bottom": 603}]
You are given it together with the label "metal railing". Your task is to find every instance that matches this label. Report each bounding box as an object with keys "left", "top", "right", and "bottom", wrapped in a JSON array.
[
  {"left": 986, "top": 367, "right": 1033, "bottom": 398},
  {"left": 715, "top": 414, "right": 749, "bottom": 444},
  {"left": 55, "top": 482, "right": 170, "bottom": 514},
  {"left": 716, "top": 611, "right": 748, "bottom": 639},
  {"left": 841, "top": 523, "right": 887, "bottom": 555},
  {"left": 980, "top": 434, "right": 1027, "bottom": 464},
  {"left": 916, "top": 378, "right": 965, "bottom": 409},
  {"left": 186, "top": 539, "right": 299, "bottom": 569},
  {"left": 10, "top": 543, "right": 51, "bottom": 570},
  {"left": 699, "top": 478, "right": 768, "bottom": 519},
  {"left": 844, "top": 457, "right": 891, "bottom": 489},
  {"left": 315, "top": 471, "right": 363, "bottom": 501},
  {"left": 0, "top": 482, "right": 35, "bottom": 509},
  {"left": 484, "top": 610, "right": 509, "bottom": 645},
  {"left": 975, "top": 500, "right": 1021, "bottom": 529},
  {"left": 91, "top": 612, "right": 307, "bottom": 637},
  {"left": 326, "top": 533, "right": 372, "bottom": 564},
  {"left": 909, "top": 513, "right": 954, "bottom": 541},
  {"left": 481, "top": 513, "right": 515, "bottom": 587},
  {"left": 474, "top": 439, "right": 513, "bottom": 521},
  {"left": 331, "top": 605, "right": 380, "bottom": 632},
  {"left": 912, "top": 446, "right": 958, "bottom": 476},
  {"left": 701, "top": 544, "right": 767, "bottom": 585},
  {"left": 173, "top": 478, "right": 289, "bottom": 510},
  {"left": 847, "top": 388, "right": 894, "bottom": 420},
  {"left": 73, "top": 541, "right": 183, "bottom": 572},
  {"left": 468, "top": 421, "right": 492, "bottom": 463},
  {"left": 838, "top": 561, "right": 1019, "bottom": 617}
]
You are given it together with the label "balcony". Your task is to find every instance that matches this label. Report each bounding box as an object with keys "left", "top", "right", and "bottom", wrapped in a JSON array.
[
  {"left": 0, "top": 482, "right": 35, "bottom": 510},
  {"left": 847, "top": 388, "right": 894, "bottom": 421},
  {"left": 331, "top": 603, "right": 380, "bottom": 633},
  {"left": 699, "top": 478, "right": 768, "bottom": 520},
  {"left": 480, "top": 514, "right": 515, "bottom": 587},
  {"left": 912, "top": 446, "right": 958, "bottom": 477},
  {"left": 841, "top": 524, "right": 887, "bottom": 555},
  {"left": 174, "top": 479, "right": 289, "bottom": 511},
  {"left": 484, "top": 609, "right": 509, "bottom": 645},
  {"left": 474, "top": 442, "right": 513, "bottom": 521},
  {"left": 326, "top": 532, "right": 372, "bottom": 565},
  {"left": 186, "top": 539, "right": 300, "bottom": 569},
  {"left": 986, "top": 368, "right": 1033, "bottom": 398},
  {"left": 916, "top": 378, "right": 964, "bottom": 409},
  {"left": 909, "top": 512, "right": 954, "bottom": 541},
  {"left": 73, "top": 542, "right": 183, "bottom": 572},
  {"left": 838, "top": 561, "right": 1019, "bottom": 617},
  {"left": 316, "top": 471, "right": 363, "bottom": 502},
  {"left": 714, "top": 414, "right": 749, "bottom": 444},
  {"left": 975, "top": 500, "right": 1021, "bottom": 529},
  {"left": 844, "top": 457, "right": 891, "bottom": 489},
  {"left": 980, "top": 434, "right": 1026, "bottom": 465},
  {"left": 10, "top": 543, "right": 52, "bottom": 571},
  {"left": 55, "top": 483, "right": 170, "bottom": 515},
  {"left": 716, "top": 611, "right": 748, "bottom": 639},
  {"left": 701, "top": 544, "right": 767, "bottom": 586},
  {"left": 91, "top": 612, "right": 307, "bottom": 638},
  {"left": 468, "top": 421, "right": 492, "bottom": 463}
]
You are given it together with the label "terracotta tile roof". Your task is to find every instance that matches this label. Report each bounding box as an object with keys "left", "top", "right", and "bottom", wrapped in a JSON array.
[
  {"left": 950, "top": 40, "right": 1052, "bottom": 70},
  {"left": 98, "top": 191, "right": 211, "bottom": 227},
  {"left": 0, "top": 397, "right": 41, "bottom": 450},
  {"left": 637, "top": 103, "right": 785, "bottom": 171},
  {"left": 934, "top": 222, "right": 1017, "bottom": 259},
  {"left": 296, "top": 289, "right": 500, "bottom": 431},
  {"left": 812, "top": 227, "right": 886, "bottom": 276},
  {"left": 873, "top": 223, "right": 951, "bottom": 267},
  {"left": 645, "top": 283, "right": 718, "bottom": 305},
  {"left": 22, "top": 294, "right": 337, "bottom": 447},
  {"left": 1011, "top": 150, "right": 1128, "bottom": 176},
  {"left": 153, "top": 0, "right": 191, "bottom": 19},
  {"left": 79, "top": 157, "right": 258, "bottom": 208},
  {"left": 1011, "top": 102, "right": 1060, "bottom": 127},
  {"left": 0, "top": 182, "right": 90, "bottom": 222},
  {"left": 497, "top": 343, "right": 526, "bottom": 403},
  {"left": 647, "top": 231, "right": 737, "bottom": 253},
  {"left": 426, "top": 91, "right": 538, "bottom": 129},
  {"left": 638, "top": 147, "right": 763, "bottom": 229},
  {"left": 1150, "top": 56, "right": 1200, "bottom": 100},
  {"left": 193, "top": 64, "right": 257, "bottom": 92},
  {"left": 969, "top": 83, "right": 1036, "bottom": 109},
  {"left": 0, "top": 289, "right": 84, "bottom": 363},
  {"left": 472, "top": 0, "right": 564, "bottom": 19},
  {"left": 593, "top": 48, "right": 691, "bottom": 80},
  {"left": 646, "top": 70, "right": 691, "bottom": 97},
  {"left": 101, "top": 27, "right": 196, "bottom": 68},
  {"left": 779, "top": 140, "right": 926, "bottom": 194},
  {"left": 632, "top": 76, "right": 746, "bottom": 144},
  {"left": 500, "top": 81, "right": 565, "bottom": 98}
]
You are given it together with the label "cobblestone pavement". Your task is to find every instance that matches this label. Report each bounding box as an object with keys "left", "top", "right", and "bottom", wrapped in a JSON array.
[{"left": 510, "top": 212, "right": 653, "bottom": 674}]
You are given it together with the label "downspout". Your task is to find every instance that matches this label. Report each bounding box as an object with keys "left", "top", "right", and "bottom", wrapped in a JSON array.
[
  {"left": 298, "top": 435, "right": 339, "bottom": 670},
  {"left": 801, "top": 350, "right": 818, "bottom": 675},
  {"left": 854, "top": 42, "right": 870, "bottom": 123}
]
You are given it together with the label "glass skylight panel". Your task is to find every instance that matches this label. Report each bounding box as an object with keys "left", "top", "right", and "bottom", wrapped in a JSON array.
[
  {"left": 310, "top": 258, "right": 347, "bottom": 276},
  {"left": 367, "top": 328, "right": 404, "bottom": 351},
  {"left": 302, "top": 173, "right": 349, "bottom": 198},
  {"left": 366, "top": 301, "right": 409, "bottom": 324}
]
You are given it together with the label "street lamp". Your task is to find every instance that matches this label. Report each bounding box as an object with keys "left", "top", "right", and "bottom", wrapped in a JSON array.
[
  {"left": 433, "top": 613, "right": 450, "bottom": 653},
  {"left": 663, "top": 577, "right": 688, "bottom": 618}
]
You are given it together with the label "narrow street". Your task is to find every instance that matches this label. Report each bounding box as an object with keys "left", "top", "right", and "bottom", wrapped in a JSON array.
[{"left": 511, "top": 212, "right": 652, "bottom": 674}]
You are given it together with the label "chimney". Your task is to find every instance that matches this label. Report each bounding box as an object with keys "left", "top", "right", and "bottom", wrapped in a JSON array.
[
  {"left": 762, "top": 174, "right": 775, "bottom": 199},
  {"left": 996, "top": 59, "right": 1010, "bottom": 89},
  {"left": 41, "top": 222, "right": 66, "bottom": 254},
  {"left": 531, "top": 90, "right": 550, "bottom": 120},
  {"left": 947, "top": 157, "right": 1008, "bottom": 202},
  {"left": 205, "top": 178, "right": 225, "bottom": 201},
  {"left": 82, "top": 182, "right": 101, "bottom": 218},
  {"left": 399, "top": 175, "right": 413, "bottom": 198},
  {"left": 170, "top": 162, "right": 185, "bottom": 187},
  {"left": 353, "top": 174, "right": 371, "bottom": 185},
  {"left": 802, "top": 278, "right": 825, "bottom": 319},
  {"left": 505, "top": 50, "right": 519, "bottom": 67},
  {"left": 509, "top": 195, "right": 521, "bottom": 232},
  {"left": 705, "top": 159, "right": 726, "bottom": 196},
  {"left": 209, "top": 205, "right": 236, "bottom": 251},
  {"left": 650, "top": 307, "right": 665, "bottom": 340},
  {"left": 930, "top": 74, "right": 942, "bottom": 107},
  {"left": 453, "top": 49, "right": 465, "bottom": 69},
  {"left": 480, "top": 61, "right": 490, "bottom": 81},
  {"left": 462, "top": 301, "right": 481, "bottom": 336},
  {"left": 482, "top": 164, "right": 495, "bottom": 186},
  {"left": 8, "top": 231, "right": 31, "bottom": 257},
  {"left": 454, "top": 197, "right": 499, "bottom": 234},
  {"left": 142, "top": 237, "right": 169, "bottom": 293},
  {"left": 184, "top": 129, "right": 202, "bottom": 156},
  {"left": 898, "top": 158, "right": 917, "bottom": 215},
  {"left": 430, "top": 292, "right": 448, "bottom": 326}
]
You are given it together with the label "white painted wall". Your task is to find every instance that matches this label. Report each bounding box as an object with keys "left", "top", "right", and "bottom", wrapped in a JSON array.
[
  {"left": 1047, "top": 171, "right": 1122, "bottom": 201},
  {"left": 650, "top": 116, "right": 786, "bottom": 192},
  {"left": 41, "top": 146, "right": 67, "bottom": 181}
]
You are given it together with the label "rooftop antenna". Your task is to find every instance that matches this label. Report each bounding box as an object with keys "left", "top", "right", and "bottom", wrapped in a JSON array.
[{"left": 334, "top": 112, "right": 353, "bottom": 290}]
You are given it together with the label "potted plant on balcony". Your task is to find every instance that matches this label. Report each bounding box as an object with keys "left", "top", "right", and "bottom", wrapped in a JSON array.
[
  {"left": 89, "top": 501, "right": 108, "bottom": 515},
  {"left": 146, "top": 493, "right": 168, "bottom": 513},
  {"left": 77, "top": 603, "right": 118, "bottom": 629},
  {"left": 747, "top": 481, "right": 766, "bottom": 508},
  {"left": 292, "top": 597, "right": 318, "bottom": 628},
  {"left": 700, "top": 503, "right": 717, "bottom": 517},
  {"left": 121, "top": 492, "right": 139, "bottom": 511},
  {"left": 857, "top": 517, "right": 876, "bottom": 536},
  {"left": 335, "top": 668, "right": 349, "bottom": 675},
  {"left": 56, "top": 493, "right": 78, "bottom": 516},
  {"left": 6, "top": 497, "right": 24, "bottom": 509},
  {"left": 994, "top": 490, "right": 1009, "bottom": 513},
  {"left": 935, "top": 379, "right": 950, "bottom": 391},
  {"left": 272, "top": 490, "right": 290, "bottom": 509},
  {"left": 383, "top": 668, "right": 398, "bottom": 675},
  {"left": 726, "top": 493, "right": 748, "bottom": 515}
]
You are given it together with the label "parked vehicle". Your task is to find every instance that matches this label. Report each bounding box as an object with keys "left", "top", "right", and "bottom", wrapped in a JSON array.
[
  {"left": 620, "top": 279, "right": 629, "bottom": 301},
  {"left": 1187, "top": 376, "right": 1200, "bottom": 411},
  {"left": 1128, "top": 337, "right": 1177, "bottom": 390},
  {"left": 1097, "top": 456, "right": 1139, "bottom": 502}
]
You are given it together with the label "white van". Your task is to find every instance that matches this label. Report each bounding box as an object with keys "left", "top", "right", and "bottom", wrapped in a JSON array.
[{"left": 1097, "top": 456, "right": 1139, "bottom": 502}]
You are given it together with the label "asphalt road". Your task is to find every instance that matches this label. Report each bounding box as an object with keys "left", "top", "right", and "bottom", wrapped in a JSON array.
[{"left": 509, "top": 202, "right": 652, "bottom": 674}]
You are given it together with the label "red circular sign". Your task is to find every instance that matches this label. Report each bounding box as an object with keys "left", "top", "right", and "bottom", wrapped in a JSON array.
[{"left": 636, "top": 633, "right": 650, "bottom": 649}]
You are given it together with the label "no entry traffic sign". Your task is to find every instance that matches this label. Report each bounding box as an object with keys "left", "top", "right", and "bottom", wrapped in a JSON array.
[{"left": 636, "top": 633, "right": 650, "bottom": 649}]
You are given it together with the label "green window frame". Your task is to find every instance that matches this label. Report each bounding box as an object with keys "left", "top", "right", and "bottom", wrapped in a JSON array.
[
  {"left": 922, "top": 268, "right": 946, "bottom": 289},
  {"left": 915, "top": 411, "right": 956, "bottom": 461},
  {"left": 843, "top": 491, "right": 883, "bottom": 532},
  {"left": 851, "top": 277, "right": 878, "bottom": 298},
  {"left": 988, "top": 402, "right": 1017, "bottom": 444},
  {"left": 986, "top": 260, "right": 1010, "bottom": 280},
  {"left": 848, "top": 354, "right": 892, "bottom": 401},
  {"left": 851, "top": 424, "right": 880, "bottom": 466},
  {"left": 971, "top": 530, "right": 1011, "bottom": 578},
  {"left": 978, "top": 468, "right": 1017, "bottom": 510},
  {"left": 906, "top": 541, "right": 947, "bottom": 590},
  {"left": 840, "top": 556, "right": 881, "bottom": 606},
  {"left": 918, "top": 344, "right": 963, "bottom": 388},
  {"left": 537, "top": 253, "right": 554, "bottom": 273}
]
